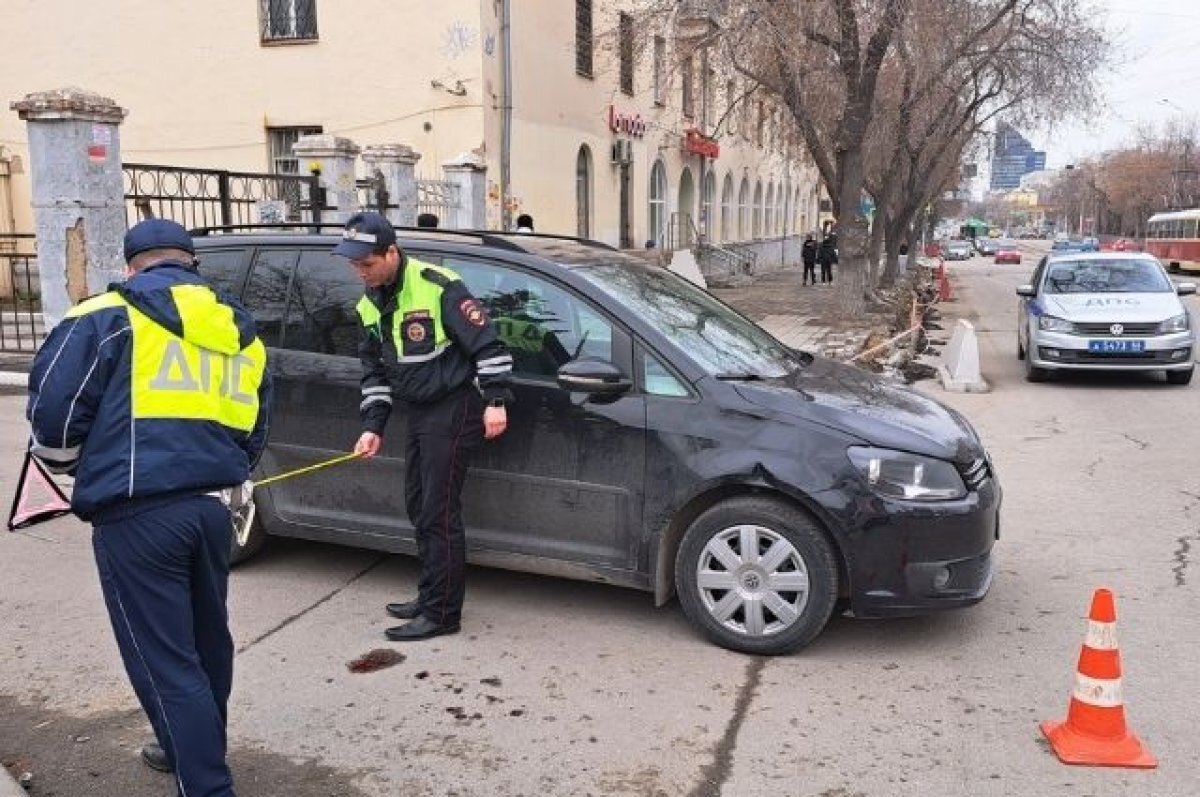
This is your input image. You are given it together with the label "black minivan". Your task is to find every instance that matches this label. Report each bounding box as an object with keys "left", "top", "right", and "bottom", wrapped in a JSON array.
[{"left": 194, "top": 227, "right": 1000, "bottom": 655}]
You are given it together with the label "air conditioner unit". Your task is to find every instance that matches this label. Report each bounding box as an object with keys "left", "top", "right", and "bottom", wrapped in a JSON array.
[{"left": 611, "top": 138, "right": 633, "bottom": 166}]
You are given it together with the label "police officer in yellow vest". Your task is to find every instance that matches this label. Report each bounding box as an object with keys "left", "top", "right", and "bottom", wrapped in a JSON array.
[
  {"left": 26, "top": 219, "right": 270, "bottom": 796},
  {"left": 334, "top": 212, "right": 513, "bottom": 642}
]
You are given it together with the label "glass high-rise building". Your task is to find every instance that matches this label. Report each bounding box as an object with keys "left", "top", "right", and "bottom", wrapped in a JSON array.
[{"left": 990, "top": 122, "right": 1046, "bottom": 191}]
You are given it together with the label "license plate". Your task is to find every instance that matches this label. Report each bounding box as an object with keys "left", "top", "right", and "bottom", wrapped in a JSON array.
[{"left": 1087, "top": 339, "right": 1145, "bottom": 353}]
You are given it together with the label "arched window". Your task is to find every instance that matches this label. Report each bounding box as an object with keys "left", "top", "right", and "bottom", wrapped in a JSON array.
[
  {"left": 720, "top": 173, "right": 734, "bottom": 243},
  {"left": 753, "top": 181, "right": 763, "bottom": 238},
  {"left": 701, "top": 169, "right": 716, "bottom": 240},
  {"left": 576, "top": 145, "right": 592, "bottom": 238},
  {"left": 782, "top": 181, "right": 791, "bottom": 236},
  {"left": 765, "top": 183, "right": 775, "bottom": 238},
  {"left": 648, "top": 159, "right": 667, "bottom": 248},
  {"left": 738, "top": 177, "right": 750, "bottom": 240}
]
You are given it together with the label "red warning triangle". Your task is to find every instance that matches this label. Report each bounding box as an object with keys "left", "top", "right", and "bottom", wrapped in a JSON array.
[{"left": 7, "top": 451, "right": 73, "bottom": 531}]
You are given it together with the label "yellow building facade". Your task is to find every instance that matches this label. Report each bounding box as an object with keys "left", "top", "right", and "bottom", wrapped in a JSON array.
[{"left": 1, "top": 1, "right": 818, "bottom": 249}]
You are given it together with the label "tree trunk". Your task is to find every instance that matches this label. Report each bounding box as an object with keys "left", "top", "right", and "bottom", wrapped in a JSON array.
[
  {"left": 868, "top": 212, "right": 886, "bottom": 288},
  {"left": 833, "top": 148, "right": 868, "bottom": 317}
]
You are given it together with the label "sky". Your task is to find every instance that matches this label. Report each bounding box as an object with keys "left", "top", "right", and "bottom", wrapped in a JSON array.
[{"left": 1034, "top": 0, "right": 1200, "bottom": 167}]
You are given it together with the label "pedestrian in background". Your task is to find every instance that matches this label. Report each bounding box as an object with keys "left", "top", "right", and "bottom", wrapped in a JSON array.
[
  {"left": 801, "top": 234, "right": 818, "bottom": 286},
  {"left": 26, "top": 219, "right": 271, "bottom": 796},
  {"left": 334, "top": 212, "right": 513, "bottom": 641},
  {"left": 417, "top": 212, "right": 439, "bottom": 229},
  {"left": 515, "top": 213, "right": 534, "bottom": 233},
  {"left": 818, "top": 233, "right": 838, "bottom": 285}
]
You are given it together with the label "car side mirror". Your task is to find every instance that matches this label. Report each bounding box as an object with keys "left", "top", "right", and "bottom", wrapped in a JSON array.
[
  {"left": 1016, "top": 285, "right": 1036, "bottom": 298},
  {"left": 1176, "top": 282, "right": 1197, "bottom": 297},
  {"left": 556, "top": 358, "right": 632, "bottom": 396}
]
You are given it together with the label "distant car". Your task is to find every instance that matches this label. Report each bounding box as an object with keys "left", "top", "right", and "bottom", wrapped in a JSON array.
[
  {"left": 1016, "top": 252, "right": 1196, "bottom": 384},
  {"left": 1081, "top": 237, "right": 1100, "bottom": 252},
  {"left": 975, "top": 238, "right": 1000, "bottom": 256},
  {"left": 993, "top": 241, "right": 1022, "bottom": 264},
  {"left": 945, "top": 240, "right": 973, "bottom": 260},
  {"left": 1051, "top": 238, "right": 1088, "bottom": 254}
]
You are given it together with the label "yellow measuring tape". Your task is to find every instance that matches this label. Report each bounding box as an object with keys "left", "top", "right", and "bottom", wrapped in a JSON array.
[
  {"left": 233, "top": 451, "right": 364, "bottom": 547},
  {"left": 254, "top": 451, "right": 363, "bottom": 488}
]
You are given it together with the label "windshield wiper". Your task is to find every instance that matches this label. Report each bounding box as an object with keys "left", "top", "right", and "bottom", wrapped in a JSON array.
[{"left": 715, "top": 373, "right": 765, "bottom": 381}]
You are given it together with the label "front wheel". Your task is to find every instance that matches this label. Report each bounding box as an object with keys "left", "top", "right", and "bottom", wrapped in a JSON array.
[
  {"left": 1024, "top": 353, "right": 1049, "bottom": 382},
  {"left": 675, "top": 497, "right": 839, "bottom": 655}
]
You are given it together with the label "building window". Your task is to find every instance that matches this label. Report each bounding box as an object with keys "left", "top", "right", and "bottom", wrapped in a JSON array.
[
  {"left": 260, "top": 0, "right": 318, "bottom": 43},
  {"left": 738, "top": 177, "right": 750, "bottom": 240},
  {"left": 649, "top": 160, "right": 667, "bottom": 247},
  {"left": 724, "top": 80, "right": 735, "bottom": 135},
  {"left": 742, "top": 90, "right": 752, "bottom": 139},
  {"left": 700, "top": 49, "right": 712, "bottom": 129},
  {"left": 765, "top": 184, "right": 775, "bottom": 237},
  {"left": 618, "top": 13, "right": 634, "bottom": 95},
  {"left": 576, "top": 0, "right": 593, "bottom": 77},
  {"left": 753, "top": 181, "right": 763, "bottom": 238},
  {"left": 267, "top": 125, "right": 323, "bottom": 173},
  {"left": 720, "top": 174, "right": 734, "bottom": 243},
  {"left": 681, "top": 55, "right": 694, "bottom": 119},
  {"left": 653, "top": 37, "right": 666, "bottom": 106},
  {"left": 576, "top": 145, "right": 592, "bottom": 238},
  {"left": 701, "top": 169, "right": 715, "bottom": 239}
]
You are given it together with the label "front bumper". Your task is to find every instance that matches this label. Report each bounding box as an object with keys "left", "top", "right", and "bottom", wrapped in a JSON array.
[
  {"left": 828, "top": 471, "right": 1002, "bottom": 618},
  {"left": 1029, "top": 328, "right": 1193, "bottom": 371}
]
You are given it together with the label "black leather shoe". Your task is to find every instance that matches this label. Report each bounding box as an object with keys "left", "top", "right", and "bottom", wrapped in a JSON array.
[
  {"left": 140, "top": 742, "right": 172, "bottom": 773},
  {"left": 385, "top": 601, "right": 421, "bottom": 620},
  {"left": 385, "top": 616, "right": 460, "bottom": 641}
]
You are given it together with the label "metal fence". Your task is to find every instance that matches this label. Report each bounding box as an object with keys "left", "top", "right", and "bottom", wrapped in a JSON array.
[
  {"left": 0, "top": 233, "right": 44, "bottom": 352},
  {"left": 124, "top": 163, "right": 325, "bottom": 229},
  {"left": 356, "top": 174, "right": 397, "bottom": 215},
  {"left": 417, "top": 178, "right": 460, "bottom": 221}
]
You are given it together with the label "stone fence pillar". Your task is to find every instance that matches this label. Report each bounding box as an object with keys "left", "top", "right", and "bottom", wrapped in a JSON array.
[
  {"left": 11, "top": 88, "right": 127, "bottom": 328},
  {"left": 362, "top": 144, "right": 420, "bottom": 227},
  {"left": 292, "top": 134, "right": 360, "bottom": 224},
  {"left": 442, "top": 152, "right": 487, "bottom": 230}
]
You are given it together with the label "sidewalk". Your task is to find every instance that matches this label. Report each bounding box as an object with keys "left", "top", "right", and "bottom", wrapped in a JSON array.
[{"left": 708, "top": 265, "right": 887, "bottom": 358}]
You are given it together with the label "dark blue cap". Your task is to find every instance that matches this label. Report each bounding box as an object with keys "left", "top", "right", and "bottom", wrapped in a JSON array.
[
  {"left": 123, "top": 219, "right": 195, "bottom": 263},
  {"left": 333, "top": 212, "right": 397, "bottom": 259}
]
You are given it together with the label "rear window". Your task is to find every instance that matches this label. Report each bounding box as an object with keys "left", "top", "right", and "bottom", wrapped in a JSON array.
[{"left": 196, "top": 248, "right": 250, "bottom": 298}]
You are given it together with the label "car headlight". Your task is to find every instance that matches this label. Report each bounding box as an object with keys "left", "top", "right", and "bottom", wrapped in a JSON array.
[
  {"left": 847, "top": 447, "right": 967, "bottom": 501},
  {"left": 1038, "top": 314, "right": 1074, "bottom": 333},
  {"left": 1159, "top": 313, "right": 1189, "bottom": 333}
]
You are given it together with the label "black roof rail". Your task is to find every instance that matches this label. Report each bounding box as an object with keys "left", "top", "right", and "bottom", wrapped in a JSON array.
[{"left": 187, "top": 223, "right": 617, "bottom": 254}]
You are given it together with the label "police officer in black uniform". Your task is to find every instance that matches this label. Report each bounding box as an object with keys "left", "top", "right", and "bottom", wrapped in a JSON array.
[{"left": 333, "top": 212, "right": 513, "bottom": 641}]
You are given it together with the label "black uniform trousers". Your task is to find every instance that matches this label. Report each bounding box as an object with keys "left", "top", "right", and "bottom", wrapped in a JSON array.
[
  {"left": 403, "top": 387, "right": 484, "bottom": 628},
  {"left": 93, "top": 494, "right": 235, "bottom": 797},
  {"left": 802, "top": 261, "right": 817, "bottom": 285}
]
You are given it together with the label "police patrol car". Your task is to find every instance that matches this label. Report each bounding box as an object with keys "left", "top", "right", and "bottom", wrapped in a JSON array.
[{"left": 1016, "top": 251, "right": 1196, "bottom": 384}]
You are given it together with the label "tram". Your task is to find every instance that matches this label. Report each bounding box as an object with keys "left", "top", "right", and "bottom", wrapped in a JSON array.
[{"left": 1145, "top": 208, "right": 1200, "bottom": 273}]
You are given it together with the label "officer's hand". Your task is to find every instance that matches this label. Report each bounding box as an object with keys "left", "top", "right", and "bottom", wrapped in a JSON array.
[
  {"left": 483, "top": 406, "right": 507, "bottom": 440},
  {"left": 354, "top": 432, "right": 383, "bottom": 459}
]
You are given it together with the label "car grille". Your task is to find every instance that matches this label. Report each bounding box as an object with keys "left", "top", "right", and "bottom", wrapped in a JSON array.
[
  {"left": 958, "top": 457, "right": 991, "bottom": 492},
  {"left": 1073, "top": 322, "right": 1160, "bottom": 335},
  {"left": 1041, "top": 347, "right": 1191, "bottom": 365}
]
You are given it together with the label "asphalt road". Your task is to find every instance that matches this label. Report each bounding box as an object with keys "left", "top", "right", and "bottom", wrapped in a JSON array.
[{"left": 3, "top": 245, "right": 1198, "bottom": 796}]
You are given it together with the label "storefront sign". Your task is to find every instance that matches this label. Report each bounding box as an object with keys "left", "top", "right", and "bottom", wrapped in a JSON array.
[
  {"left": 608, "top": 105, "right": 647, "bottom": 138},
  {"left": 683, "top": 128, "right": 719, "bottom": 159}
]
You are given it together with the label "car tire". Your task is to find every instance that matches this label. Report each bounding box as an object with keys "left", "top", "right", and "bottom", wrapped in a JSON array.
[
  {"left": 230, "top": 505, "right": 268, "bottom": 565},
  {"left": 1024, "top": 354, "right": 1049, "bottom": 382},
  {"left": 1016, "top": 335, "right": 1026, "bottom": 361},
  {"left": 675, "top": 497, "right": 839, "bottom": 655},
  {"left": 1166, "top": 367, "right": 1194, "bottom": 386}
]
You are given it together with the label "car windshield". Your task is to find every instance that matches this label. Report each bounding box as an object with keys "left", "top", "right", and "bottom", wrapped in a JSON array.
[
  {"left": 576, "top": 261, "right": 800, "bottom": 377},
  {"left": 1043, "top": 259, "right": 1172, "bottom": 294}
]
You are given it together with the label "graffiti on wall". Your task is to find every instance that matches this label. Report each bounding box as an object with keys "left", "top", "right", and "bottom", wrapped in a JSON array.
[{"left": 441, "top": 21, "right": 478, "bottom": 60}]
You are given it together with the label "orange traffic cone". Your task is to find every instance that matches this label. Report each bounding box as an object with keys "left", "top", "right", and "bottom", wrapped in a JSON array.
[{"left": 1040, "top": 588, "right": 1157, "bottom": 769}]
